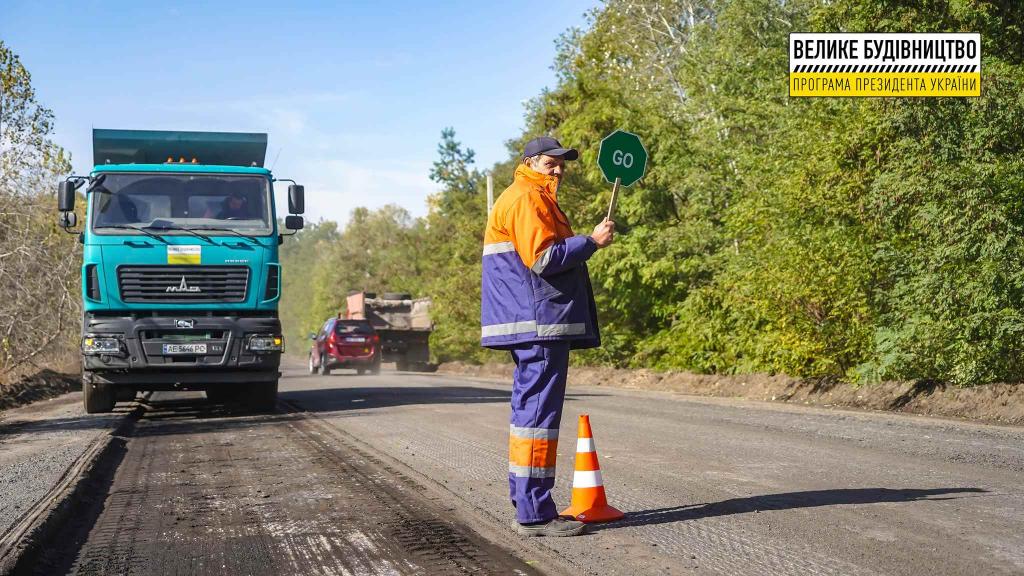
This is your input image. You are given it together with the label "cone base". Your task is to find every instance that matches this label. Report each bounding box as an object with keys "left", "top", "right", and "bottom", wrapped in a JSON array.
[{"left": 561, "top": 504, "right": 624, "bottom": 523}]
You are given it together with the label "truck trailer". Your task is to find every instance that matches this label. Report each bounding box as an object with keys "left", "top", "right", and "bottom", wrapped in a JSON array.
[
  {"left": 57, "top": 129, "right": 306, "bottom": 413},
  {"left": 345, "top": 291, "right": 433, "bottom": 371}
]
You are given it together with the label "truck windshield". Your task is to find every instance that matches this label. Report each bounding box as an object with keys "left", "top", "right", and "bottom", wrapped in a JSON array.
[{"left": 90, "top": 173, "right": 273, "bottom": 236}]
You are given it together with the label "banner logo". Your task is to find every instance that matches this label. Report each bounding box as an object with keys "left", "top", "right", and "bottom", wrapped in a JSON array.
[{"left": 789, "top": 33, "right": 980, "bottom": 97}]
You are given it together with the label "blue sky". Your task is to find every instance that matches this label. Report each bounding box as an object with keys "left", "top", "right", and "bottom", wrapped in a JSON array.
[{"left": 2, "top": 0, "right": 596, "bottom": 223}]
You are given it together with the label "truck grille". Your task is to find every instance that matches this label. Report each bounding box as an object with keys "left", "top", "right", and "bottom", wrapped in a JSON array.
[{"left": 118, "top": 266, "right": 249, "bottom": 303}]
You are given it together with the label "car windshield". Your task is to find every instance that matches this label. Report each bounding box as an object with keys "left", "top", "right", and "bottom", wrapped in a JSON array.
[
  {"left": 90, "top": 173, "right": 272, "bottom": 235},
  {"left": 335, "top": 322, "right": 373, "bottom": 335}
]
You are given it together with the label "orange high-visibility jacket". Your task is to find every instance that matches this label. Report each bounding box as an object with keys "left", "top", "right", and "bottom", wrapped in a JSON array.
[{"left": 480, "top": 164, "right": 599, "bottom": 349}]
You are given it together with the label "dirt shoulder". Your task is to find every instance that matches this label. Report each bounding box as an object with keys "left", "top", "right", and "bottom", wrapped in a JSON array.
[
  {"left": 438, "top": 362, "right": 1024, "bottom": 426},
  {"left": 0, "top": 369, "right": 79, "bottom": 412}
]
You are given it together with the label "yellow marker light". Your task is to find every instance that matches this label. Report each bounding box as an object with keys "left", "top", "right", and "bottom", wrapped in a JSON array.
[
  {"left": 273, "top": 337, "right": 282, "bottom": 346},
  {"left": 84, "top": 338, "right": 94, "bottom": 346}
]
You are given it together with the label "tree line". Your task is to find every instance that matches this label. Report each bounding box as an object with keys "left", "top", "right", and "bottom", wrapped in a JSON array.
[
  {"left": 0, "top": 41, "right": 80, "bottom": 385},
  {"left": 282, "top": 0, "right": 1024, "bottom": 387}
]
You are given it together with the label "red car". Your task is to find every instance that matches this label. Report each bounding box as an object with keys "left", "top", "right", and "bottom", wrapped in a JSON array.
[{"left": 308, "top": 318, "right": 381, "bottom": 375}]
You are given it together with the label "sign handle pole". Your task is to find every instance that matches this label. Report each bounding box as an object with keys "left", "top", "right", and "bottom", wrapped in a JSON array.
[{"left": 606, "top": 177, "right": 621, "bottom": 221}]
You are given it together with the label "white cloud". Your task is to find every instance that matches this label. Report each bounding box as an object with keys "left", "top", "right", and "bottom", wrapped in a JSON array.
[{"left": 277, "top": 157, "right": 439, "bottom": 225}]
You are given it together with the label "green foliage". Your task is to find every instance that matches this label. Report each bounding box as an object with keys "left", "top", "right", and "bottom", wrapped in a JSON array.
[
  {"left": 0, "top": 41, "right": 77, "bottom": 381},
  {"left": 282, "top": 0, "right": 1024, "bottom": 386}
]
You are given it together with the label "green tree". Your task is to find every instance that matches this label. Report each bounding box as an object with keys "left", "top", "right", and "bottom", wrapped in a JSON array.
[{"left": 0, "top": 40, "right": 77, "bottom": 381}]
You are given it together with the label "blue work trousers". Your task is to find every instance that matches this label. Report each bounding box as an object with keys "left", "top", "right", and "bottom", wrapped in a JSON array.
[{"left": 507, "top": 340, "right": 570, "bottom": 524}]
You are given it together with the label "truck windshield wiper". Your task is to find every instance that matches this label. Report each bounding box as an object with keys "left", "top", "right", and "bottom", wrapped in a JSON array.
[
  {"left": 192, "top": 227, "right": 260, "bottom": 245},
  {"left": 93, "top": 224, "right": 169, "bottom": 244},
  {"left": 143, "top": 225, "right": 215, "bottom": 244}
]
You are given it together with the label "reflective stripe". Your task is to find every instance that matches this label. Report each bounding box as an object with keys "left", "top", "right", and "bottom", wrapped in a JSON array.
[
  {"left": 571, "top": 469, "right": 603, "bottom": 488},
  {"left": 481, "top": 320, "right": 537, "bottom": 338},
  {"left": 509, "top": 464, "right": 557, "bottom": 478},
  {"left": 510, "top": 425, "right": 559, "bottom": 440},
  {"left": 577, "top": 437, "right": 595, "bottom": 453},
  {"left": 536, "top": 323, "right": 587, "bottom": 337},
  {"left": 481, "top": 321, "right": 587, "bottom": 339},
  {"left": 531, "top": 245, "right": 553, "bottom": 274},
  {"left": 482, "top": 241, "right": 515, "bottom": 256}
]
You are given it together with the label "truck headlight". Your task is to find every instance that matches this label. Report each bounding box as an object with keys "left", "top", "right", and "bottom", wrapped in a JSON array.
[
  {"left": 82, "top": 336, "right": 122, "bottom": 355},
  {"left": 247, "top": 335, "right": 284, "bottom": 353}
]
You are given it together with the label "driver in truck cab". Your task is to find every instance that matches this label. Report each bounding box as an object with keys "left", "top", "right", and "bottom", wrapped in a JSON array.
[{"left": 214, "top": 191, "right": 250, "bottom": 219}]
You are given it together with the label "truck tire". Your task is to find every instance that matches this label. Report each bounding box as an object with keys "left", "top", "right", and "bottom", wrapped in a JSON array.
[
  {"left": 84, "top": 381, "right": 116, "bottom": 414},
  {"left": 308, "top": 353, "right": 317, "bottom": 375},
  {"left": 248, "top": 380, "right": 278, "bottom": 413},
  {"left": 370, "top": 360, "right": 381, "bottom": 375},
  {"left": 319, "top": 360, "right": 331, "bottom": 376},
  {"left": 396, "top": 359, "right": 410, "bottom": 372},
  {"left": 357, "top": 368, "right": 366, "bottom": 375}
]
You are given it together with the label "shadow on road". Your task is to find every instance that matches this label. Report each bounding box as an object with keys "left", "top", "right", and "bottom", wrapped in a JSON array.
[
  {"left": 590, "top": 487, "right": 987, "bottom": 531},
  {"left": 0, "top": 405, "right": 134, "bottom": 436},
  {"left": 282, "top": 384, "right": 605, "bottom": 413}
]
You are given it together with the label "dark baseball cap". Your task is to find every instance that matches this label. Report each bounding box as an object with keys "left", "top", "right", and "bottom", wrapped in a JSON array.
[{"left": 522, "top": 136, "right": 579, "bottom": 161}]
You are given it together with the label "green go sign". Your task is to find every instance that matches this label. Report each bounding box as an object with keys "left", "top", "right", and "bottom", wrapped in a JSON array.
[{"left": 598, "top": 130, "right": 647, "bottom": 187}]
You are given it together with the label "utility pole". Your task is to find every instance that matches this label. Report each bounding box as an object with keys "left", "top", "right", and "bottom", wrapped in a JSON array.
[{"left": 485, "top": 172, "right": 493, "bottom": 215}]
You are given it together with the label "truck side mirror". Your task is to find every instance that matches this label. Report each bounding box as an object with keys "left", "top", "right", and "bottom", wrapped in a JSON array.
[
  {"left": 309, "top": 332, "right": 317, "bottom": 340},
  {"left": 285, "top": 215, "right": 304, "bottom": 230},
  {"left": 288, "top": 184, "right": 304, "bottom": 214},
  {"left": 59, "top": 211, "right": 77, "bottom": 229},
  {"left": 58, "top": 181, "right": 76, "bottom": 212}
]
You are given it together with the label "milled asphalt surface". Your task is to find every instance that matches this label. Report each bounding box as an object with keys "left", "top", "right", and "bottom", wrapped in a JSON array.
[
  {"left": 3, "top": 363, "right": 1024, "bottom": 575},
  {"left": 0, "top": 395, "right": 125, "bottom": 541},
  {"left": 280, "top": 363, "right": 1024, "bottom": 576}
]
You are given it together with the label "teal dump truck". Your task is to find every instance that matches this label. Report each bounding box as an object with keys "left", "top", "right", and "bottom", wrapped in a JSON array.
[{"left": 56, "top": 129, "right": 305, "bottom": 413}]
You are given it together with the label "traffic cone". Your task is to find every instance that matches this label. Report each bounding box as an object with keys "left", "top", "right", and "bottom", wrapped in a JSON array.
[{"left": 561, "top": 414, "right": 624, "bottom": 523}]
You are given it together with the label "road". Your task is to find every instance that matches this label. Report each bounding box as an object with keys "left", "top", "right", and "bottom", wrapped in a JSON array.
[{"left": 7, "top": 361, "right": 1024, "bottom": 575}]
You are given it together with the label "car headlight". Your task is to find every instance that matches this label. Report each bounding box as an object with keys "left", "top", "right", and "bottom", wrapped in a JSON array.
[
  {"left": 82, "top": 336, "right": 122, "bottom": 355},
  {"left": 247, "top": 335, "right": 284, "bottom": 353}
]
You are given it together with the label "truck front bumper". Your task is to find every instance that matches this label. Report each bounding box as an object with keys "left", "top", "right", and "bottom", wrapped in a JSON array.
[{"left": 82, "top": 312, "right": 281, "bottom": 390}]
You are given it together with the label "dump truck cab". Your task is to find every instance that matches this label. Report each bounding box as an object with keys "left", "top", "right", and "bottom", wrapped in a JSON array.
[{"left": 57, "top": 129, "right": 306, "bottom": 413}]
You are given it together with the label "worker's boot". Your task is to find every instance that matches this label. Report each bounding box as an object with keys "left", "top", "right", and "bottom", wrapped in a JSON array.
[{"left": 516, "top": 515, "right": 586, "bottom": 537}]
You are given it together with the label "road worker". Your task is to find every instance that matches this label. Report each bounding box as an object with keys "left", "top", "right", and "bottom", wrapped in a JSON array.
[{"left": 480, "top": 136, "right": 615, "bottom": 537}]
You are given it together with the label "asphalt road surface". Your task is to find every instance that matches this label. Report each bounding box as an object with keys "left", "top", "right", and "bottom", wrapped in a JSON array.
[{"left": 19, "top": 361, "right": 1024, "bottom": 575}]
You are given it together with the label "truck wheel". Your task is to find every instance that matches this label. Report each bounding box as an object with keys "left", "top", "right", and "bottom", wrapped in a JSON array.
[
  {"left": 357, "top": 368, "right": 366, "bottom": 375},
  {"left": 319, "top": 360, "right": 331, "bottom": 376},
  {"left": 248, "top": 380, "right": 278, "bottom": 413},
  {"left": 396, "top": 359, "right": 410, "bottom": 372},
  {"left": 370, "top": 362, "right": 381, "bottom": 375},
  {"left": 308, "top": 353, "right": 317, "bottom": 375},
  {"left": 84, "top": 381, "right": 116, "bottom": 414}
]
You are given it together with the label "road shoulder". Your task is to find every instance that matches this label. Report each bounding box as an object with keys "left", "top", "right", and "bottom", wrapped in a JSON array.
[{"left": 0, "top": 393, "right": 135, "bottom": 575}]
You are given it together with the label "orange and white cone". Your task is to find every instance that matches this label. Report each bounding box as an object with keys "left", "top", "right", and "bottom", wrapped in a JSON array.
[{"left": 561, "top": 414, "right": 624, "bottom": 523}]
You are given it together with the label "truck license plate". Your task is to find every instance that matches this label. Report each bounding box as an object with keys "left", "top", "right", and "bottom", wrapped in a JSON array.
[
  {"left": 345, "top": 337, "right": 366, "bottom": 343},
  {"left": 163, "top": 343, "right": 207, "bottom": 354}
]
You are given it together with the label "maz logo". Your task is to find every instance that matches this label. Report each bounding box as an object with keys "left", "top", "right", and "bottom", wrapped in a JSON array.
[{"left": 166, "top": 276, "right": 201, "bottom": 293}]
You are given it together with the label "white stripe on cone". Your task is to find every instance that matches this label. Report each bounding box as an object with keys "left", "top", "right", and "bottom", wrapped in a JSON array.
[
  {"left": 571, "top": 469, "right": 604, "bottom": 488},
  {"left": 576, "top": 437, "right": 596, "bottom": 453}
]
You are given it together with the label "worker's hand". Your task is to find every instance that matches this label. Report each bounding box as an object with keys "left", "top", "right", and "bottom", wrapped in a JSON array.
[{"left": 590, "top": 218, "right": 615, "bottom": 248}]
